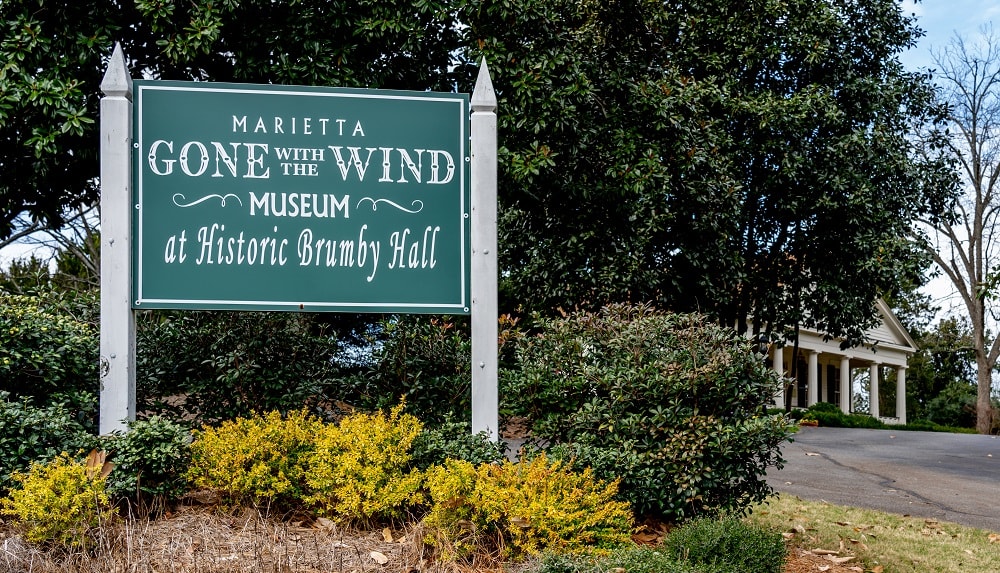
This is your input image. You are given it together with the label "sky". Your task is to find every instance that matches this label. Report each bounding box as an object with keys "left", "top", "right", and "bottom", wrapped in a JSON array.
[
  {"left": 898, "top": 0, "right": 1000, "bottom": 315},
  {"left": 899, "top": 0, "right": 1000, "bottom": 71}
]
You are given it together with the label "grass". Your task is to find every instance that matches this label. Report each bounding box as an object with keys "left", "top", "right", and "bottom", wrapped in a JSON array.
[{"left": 747, "top": 494, "right": 1000, "bottom": 573}]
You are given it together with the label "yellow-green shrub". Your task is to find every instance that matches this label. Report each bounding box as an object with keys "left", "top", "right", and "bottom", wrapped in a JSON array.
[
  {"left": 0, "top": 452, "right": 113, "bottom": 546},
  {"left": 187, "top": 409, "right": 320, "bottom": 504},
  {"left": 303, "top": 403, "right": 424, "bottom": 521},
  {"left": 424, "top": 454, "right": 633, "bottom": 558}
]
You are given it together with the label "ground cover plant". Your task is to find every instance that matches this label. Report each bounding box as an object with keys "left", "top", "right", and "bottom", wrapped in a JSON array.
[
  {"left": 534, "top": 517, "right": 786, "bottom": 573},
  {"left": 102, "top": 416, "right": 192, "bottom": 505},
  {"left": 1, "top": 388, "right": 994, "bottom": 573},
  {"left": 663, "top": 517, "right": 785, "bottom": 573},
  {"left": 0, "top": 452, "right": 112, "bottom": 547},
  {"left": 423, "top": 455, "right": 633, "bottom": 559}
]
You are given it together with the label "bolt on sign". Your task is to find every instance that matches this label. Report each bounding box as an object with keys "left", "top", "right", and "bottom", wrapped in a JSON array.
[{"left": 132, "top": 81, "right": 470, "bottom": 313}]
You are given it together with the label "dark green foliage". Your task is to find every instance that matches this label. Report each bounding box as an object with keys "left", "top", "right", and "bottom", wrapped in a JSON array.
[
  {"left": 0, "top": 4, "right": 113, "bottom": 237},
  {"left": 4, "top": 0, "right": 956, "bottom": 357},
  {"left": 102, "top": 416, "right": 192, "bottom": 503},
  {"left": 784, "top": 404, "right": 886, "bottom": 429},
  {"left": 506, "top": 304, "right": 792, "bottom": 521},
  {"left": 465, "top": 0, "right": 955, "bottom": 345},
  {"left": 664, "top": 517, "right": 786, "bottom": 573},
  {"left": 899, "top": 419, "right": 977, "bottom": 434},
  {"left": 805, "top": 403, "right": 886, "bottom": 429},
  {"left": 904, "top": 318, "right": 976, "bottom": 422},
  {"left": 0, "top": 0, "right": 463, "bottom": 239},
  {"left": 0, "top": 256, "right": 60, "bottom": 295},
  {"left": 0, "top": 291, "right": 99, "bottom": 409},
  {"left": 534, "top": 545, "right": 767, "bottom": 573},
  {"left": 811, "top": 412, "right": 885, "bottom": 430},
  {"left": 409, "top": 418, "right": 507, "bottom": 470},
  {"left": 343, "top": 315, "right": 472, "bottom": 425},
  {"left": 805, "top": 402, "right": 841, "bottom": 414},
  {"left": 776, "top": 405, "right": 977, "bottom": 433},
  {"left": 923, "top": 381, "right": 978, "bottom": 428},
  {"left": 136, "top": 310, "right": 344, "bottom": 426},
  {"left": 0, "top": 392, "right": 99, "bottom": 495}
]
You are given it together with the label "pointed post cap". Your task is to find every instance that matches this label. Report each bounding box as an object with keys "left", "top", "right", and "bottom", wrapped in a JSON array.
[
  {"left": 101, "top": 43, "right": 133, "bottom": 99},
  {"left": 471, "top": 58, "right": 496, "bottom": 112}
]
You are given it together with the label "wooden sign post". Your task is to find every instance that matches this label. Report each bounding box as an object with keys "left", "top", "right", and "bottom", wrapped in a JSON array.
[
  {"left": 470, "top": 60, "right": 498, "bottom": 438},
  {"left": 99, "top": 43, "right": 136, "bottom": 435}
]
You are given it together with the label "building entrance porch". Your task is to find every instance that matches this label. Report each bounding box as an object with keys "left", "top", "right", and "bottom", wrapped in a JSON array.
[{"left": 766, "top": 300, "right": 916, "bottom": 425}]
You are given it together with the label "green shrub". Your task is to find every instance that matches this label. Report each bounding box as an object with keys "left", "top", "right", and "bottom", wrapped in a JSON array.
[
  {"left": 806, "top": 402, "right": 840, "bottom": 413},
  {"left": 505, "top": 304, "right": 792, "bottom": 520},
  {"left": 535, "top": 542, "right": 789, "bottom": 573},
  {"left": 0, "top": 392, "right": 99, "bottom": 495},
  {"left": 410, "top": 418, "right": 508, "bottom": 470},
  {"left": 137, "top": 311, "right": 344, "bottom": 426},
  {"left": 103, "top": 416, "right": 192, "bottom": 503},
  {"left": 342, "top": 315, "right": 473, "bottom": 424},
  {"left": 663, "top": 517, "right": 786, "bottom": 573},
  {"left": 534, "top": 547, "right": 704, "bottom": 573},
  {"left": 0, "top": 452, "right": 114, "bottom": 546},
  {"left": 423, "top": 454, "right": 633, "bottom": 559},
  {"left": 785, "top": 404, "right": 976, "bottom": 434},
  {"left": 923, "top": 381, "right": 977, "bottom": 428},
  {"left": 898, "top": 419, "right": 977, "bottom": 434},
  {"left": 0, "top": 292, "right": 98, "bottom": 410},
  {"left": 303, "top": 404, "right": 424, "bottom": 521},
  {"left": 187, "top": 409, "right": 321, "bottom": 506},
  {"left": 803, "top": 403, "right": 885, "bottom": 429}
]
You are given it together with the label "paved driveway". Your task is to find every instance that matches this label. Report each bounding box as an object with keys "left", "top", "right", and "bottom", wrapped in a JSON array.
[{"left": 766, "top": 427, "right": 1000, "bottom": 531}]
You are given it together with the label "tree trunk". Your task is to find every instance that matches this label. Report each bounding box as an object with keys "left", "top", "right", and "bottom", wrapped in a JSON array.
[{"left": 976, "top": 354, "right": 994, "bottom": 434}]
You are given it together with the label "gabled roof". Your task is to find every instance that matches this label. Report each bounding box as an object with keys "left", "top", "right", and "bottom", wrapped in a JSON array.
[{"left": 867, "top": 299, "right": 918, "bottom": 351}]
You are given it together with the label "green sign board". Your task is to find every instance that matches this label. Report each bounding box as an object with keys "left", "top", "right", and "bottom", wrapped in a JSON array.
[{"left": 132, "top": 81, "right": 470, "bottom": 313}]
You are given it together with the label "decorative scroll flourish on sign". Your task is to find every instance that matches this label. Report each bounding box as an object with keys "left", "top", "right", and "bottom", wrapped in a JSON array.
[
  {"left": 356, "top": 197, "right": 424, "bottom": 214},
  {"left": 172, "top": 193, "right": 243, "bottom": 208}
]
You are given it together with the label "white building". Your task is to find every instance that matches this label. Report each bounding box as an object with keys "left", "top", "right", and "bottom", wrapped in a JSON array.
[{"left": 769, "top": 300, "right": 916, "bottom": 424}]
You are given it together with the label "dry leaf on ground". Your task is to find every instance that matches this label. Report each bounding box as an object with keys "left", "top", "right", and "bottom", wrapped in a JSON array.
[{"left": 369, "top": 550, "right": 389, "bottom": 565}]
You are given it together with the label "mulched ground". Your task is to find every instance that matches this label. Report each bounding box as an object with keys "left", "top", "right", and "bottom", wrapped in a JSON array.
[{"left": 0, "top": 503, "right": 867, "bottom": 573}]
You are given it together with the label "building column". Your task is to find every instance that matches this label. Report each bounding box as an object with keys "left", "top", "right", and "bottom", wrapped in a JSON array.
[
  {"left": 807, "top": 350, "right": 819, "bottom": 406},
  {"left": 869, "top": 363, "right": 880, "bottom": 419},
  {"left": 839, "top": 356, "right": 851, "bottom": 414},
  {"left": 896, "top": 366, "right": 907, "bottom": 425},
  {"left": 772, "top": 346, "right": 784, "bottom": 408}
]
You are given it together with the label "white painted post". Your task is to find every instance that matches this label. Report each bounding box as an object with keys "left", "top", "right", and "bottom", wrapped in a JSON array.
[
  {"left": 99, "top": 43, "right": 136, "bottom": 435},
  {"left": 807, "top": 350, "right": 819, "bottom": 406},
  {"left": 896, "top": 366, "right": 907, "bottom": 424},
  {"left": 869, "top": 362, "right": 880, "bottom": 419},
  {"left": 839, "top": 356, "right": 851, "bottom": 413},
  {"left": 470, "top": 59, "right": 498, "bottom": 439},
  {"left": 771, "top": 346, "right": 784, "bottom": 408}
]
